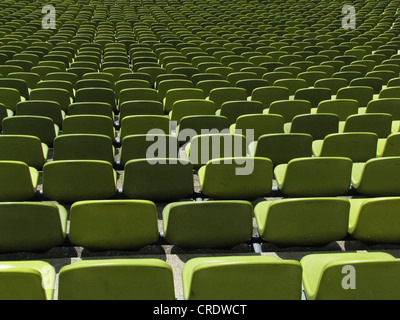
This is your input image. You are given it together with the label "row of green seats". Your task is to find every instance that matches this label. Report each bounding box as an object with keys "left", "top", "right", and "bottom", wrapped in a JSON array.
[{"left": 1, "top": 251, "right": 400, "bottom": 300}]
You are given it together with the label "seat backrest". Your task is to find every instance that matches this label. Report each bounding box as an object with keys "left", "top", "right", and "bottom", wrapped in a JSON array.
[
  {"left": 281, "top": 157, "right": 353, "bottom": 196},
  {"left": 42, "top": 160, "right": 117, "bottom": 203},
  {"left": 0, "top": 261, "right": 55, "bottom": 300},
  {"left": 182, "top": 255, "right": 302, "bottom": 300},
  {"left": 379, "top": 133, "right": 400, "bottom": 157},
  {"left": 316, "top": 99, "right": 359, "bottom": 121},
  {"left": 2, "top": 115, "right": 58, "bottom": 147},
  {"left": 120, "top": 134, "right": 179, "bottom": 166},
  {"left": 75, "top": 88, "right": 117, "bottom": 112},
  {"left": 62, "top": 115, "right": 115, "bottom": 140},
  {"left": 198, "top": 157, "right": 273, "bottom": 199},
  {"left": 163, "top": 200, "right": 254, "bottom": 249},
  {"left": 0, "top": 202, "right": 67, "bottom": 253},
  {"left": 349, "top": 197, "right": 400, "bottom": 243},
  {"left": 290, "top": 113, "right": 339, "bottom": 140},
  {"left": 343, "top": 113, "right": 392, "bottom": 138},
  {"left": 301, "top": 252, "right": 400, "bottom": 300},
  {"left": 120, "top": 115, "right": 169, "bottom": 140},
  {"left": 69, "top": 200, "right": 159, "bottom": 250},
  {"left": 0, "top": 161, "right": 38, "bottom": 201},
  {"left": 269, "top": 100, "right": 312, "bottom": 123},
  {"left": 366, "top": 98, "right": 400, "bottom": 120},
  {"left": 355, "top": 157, "right": 400, "bottom": 196},
  {"left": 164, "top": 88, "right": 206, "bottom": 112},
  {"left": 170, "top": 99, "right": 216, "bottom": 124},
  {"left": 233, "top": 114, "right": 284, "bottom": 140},
  {"left": 252, "top": 133, "right": 313, "bottom": 166},
  {"left": 254, "top": 198, "right": 350, "bottom": 246},
  {"left": 318, "top": 132, "right": 378, "bottom": 162},
  {"left": 58, "top": 259, "right": 175, "bottom": 300},
  {"left": 122, "top": 158, "right": 194, "bottom": 201},
  {"left": 0, "top": 135, "right": 47, "bottom": 169},
  {"left": 53, "top": 134, "right": 114, "bottom": 163},
  {"left": 294, "top": 87, "right": 332, "bottom": 108},
  {"left": 208, "top": 87, "right": 248, "bottom": 110},
  {"left": 251, "top": 86, "right": 290, "bottom": 109}
]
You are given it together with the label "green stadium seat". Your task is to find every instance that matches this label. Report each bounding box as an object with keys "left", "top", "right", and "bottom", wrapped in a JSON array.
[
  {"left": 58, "top": 259, "right": 175, "bottom": 300},
  {"left": 312, "top": 132, "right": 378, "bottom": 162},
  {"left": 248, "top": 133, "right": 313, "bottom": 166},
  {"left": 62, "top": 115, "right": 115, "bottom": 141},
  {"left": 68, "top": 200, "right": 159, "bottom": 250},
  {"left": 2, "top": 115, "right": 59, "bottom": 147},
  {"left": 0, "top": 161, "right": 38, "bottom": 201},
  {"left": 163, "top": 200, "right": 253, "bottom": 249},
  {"left": 301, "top": 252, "right": 400, "bottom": 300},
  {"left": 351, "top": 157, "right": 400, "bottom": 196},
  {"left": 254, "top": 198, "right": 350, "bottom": 246},
  {"left": 122, "top": 158, "right": 194, "bottom": 201},
  {"left": 0, "top": 260, "right": 56, "bottom": 300},
  {"left": 42, "top": 160, "right": 117, "bottom": 203},
  {"left": 53, "top": 134, "right": 115, "bottom": 163},
  {"left": 182, "top": 256, "right": 302, "bottom": 300},
  {"left": 274, "top": 157, "right": 353, "bottom": 197},
  {"left": 198, "top": 157, "right": 273, "bottom": 199},
  {"left": 0, "top": 135, "right": 48, "bottom": 169}
]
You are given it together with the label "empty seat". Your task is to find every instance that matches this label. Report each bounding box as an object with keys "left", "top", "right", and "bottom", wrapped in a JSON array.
[
  {"left": 75, "top": 88, "right": 117, "bottom": 112},
  {"left": 186, "top": 133, "right": 247, "bottom": 169},
  {"left": 67, "top": 102, "right": 114, "bottom": 119},
  {"left": 251, "top": 86, "right": 290, "bottom": 108},
  {"left": 301, "top": 252, "right": 400, "bottom": 300},
  {"left": 274, "top": 157, "right": 353, "bottom": 197},
  {"left": 294, "top": 87, "right": 332, "bottom": 108},
  {"left": 248, "top": 133, "right": 313, "bottom": 166},
  {"left": 119, "top": 115, "right": 169, "bottom": 141},
  {"left": 53, "top": 134, "right": 115, "bottom": 163},
  {"left": 122, "top": 158, "right": 194, "bottom": 201},
  {"left": 170, "top": 99, "right": 216, "bottom": 124},
  {"left": 208, "top": 87, "right": 248, "bottom": 110},
  {"left": 162, "top": 200, "right": 253, "bottom": 249},
  {"left": 0, "top": 260, "right": 55, "bottom": 300},
  {"left": 316, "top": 99, "right": 359, "bottom": 121},
  {"left": 268, "top": 100, "right": 312, "bottom": 123},
  {"left": 349, "top": 197, "right": 400, "bottom": 243},
  {"left": 176, "top": 115, "right": 230, "bottom": 145},
  {"left": 62, "top": 115, "right": 115, "bottom": 141},
  {"left": 164, "top": 88, "right": 206, "bottom": 113},
  {"left": 342, "top": 113, "right": 393, "bottom": 138},
  {"left": 312, "top": 132, "right": 378, "bottom": 162},
  {"left": 29, "top": 88, "right": 71, "bottom": 113},
  {"left": 69, "top": 200, "right": 159, "bottom": 250},
  {"left": 285, "top": 113, "right": 339, "bottom": 140},
  {"left": 119, "top": 133, "right": 179, "bottom": 166},
  {"left": 0, "top": 161, "right": 39, "bottom": 204},
  {"left": 58, "top": 259, "right": 175, "bottom": 300},
  {"left": 16, "top": 100, "right": 64, "bottom": 128},
  {"left": 0, "top": 135, "right": 48, "bottom": 169},
  {"left": 0, "top": 202, "right": 67, "bottom": 253},
  {"left": 217, "top": 100, "right": 264, "bottom": 124},
  {"left": 198, "top": 157, "right": 273, "bottom": 199},
  {"left": 182, "top": 256, "right": 302, "bottom": 300},
  {"left": 377, "top": 133, "right": 400, "bottom": 157},
  {"left": 230, "top": 114, "right": 284, "bottom": 140},
  {"left": 336, "top": 86, "right": 374, "bottom": 107},
  {"left": 352, "top": 157, "right": 400, "bottom": 196},
  {"left": 254, "top": 198, "right": 350, "bottom": 246},
  {"left": 42, "top": 160, "right": 117, "bottom": 203}
]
